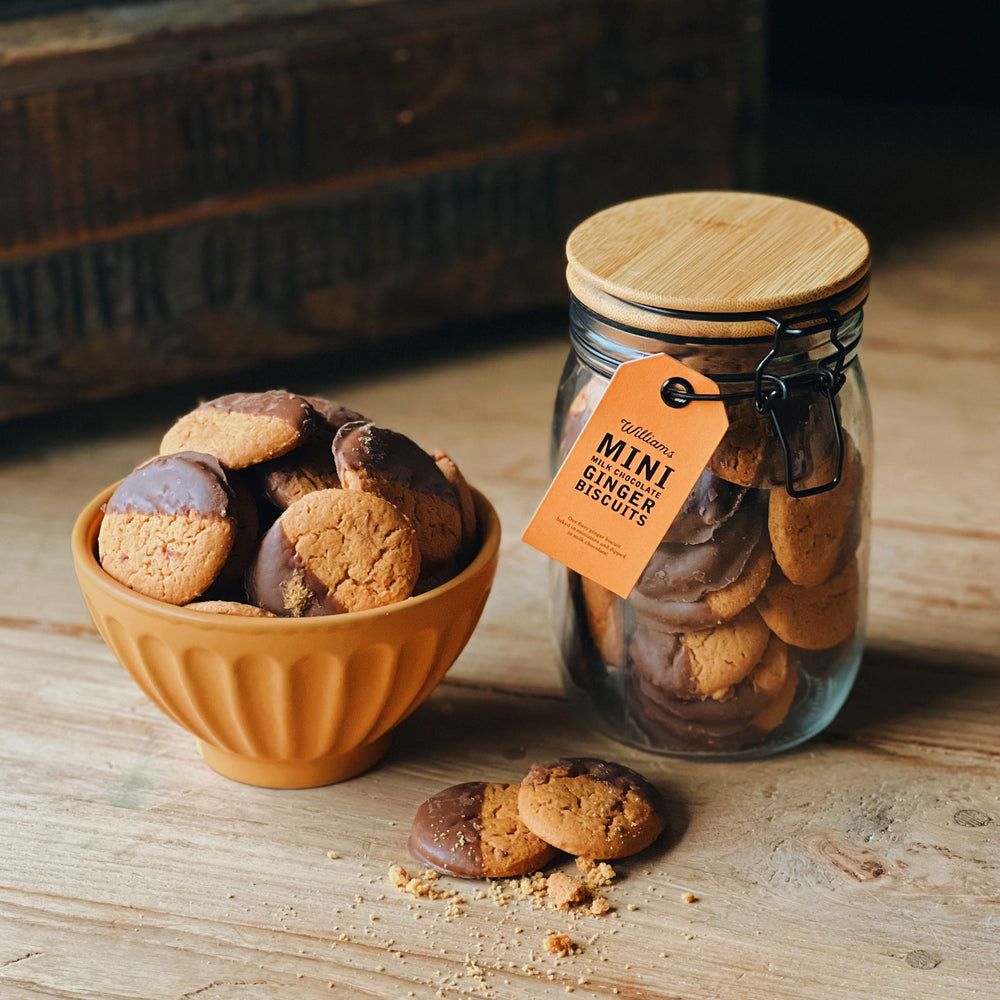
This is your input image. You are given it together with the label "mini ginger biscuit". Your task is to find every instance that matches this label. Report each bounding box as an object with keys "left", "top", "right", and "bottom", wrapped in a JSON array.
[
  {"left": 768, "top": 436, "right": 864, "bottom": 587},
  {"left": 756, "top": 559, "right": 860, "bottom": 650},
  {"left": 407, "top": 781, "right": 558, "bottom": 878},
  {"left": 518, "top": 758, "right": 663, "bottom": 860},
  {"left": 160, "top": 390, "right": 316, "bottom": 470},
  {"left": 184, "top": 600, "right": 277, "bottom": 617},
  {"left": 625, "top": 629, "right": 798, "bottom": 752},
  {"left": 98, "top": 451, "right": 237, "bottom": 605},
  {"left": 334, "top": 422, "right": 463, "bottom": 569},
  {"left": 246, "top": 488, "right": 420, "bottom": 616}
]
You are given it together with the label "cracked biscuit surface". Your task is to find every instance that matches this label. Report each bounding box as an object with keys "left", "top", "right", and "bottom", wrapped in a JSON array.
[
  {"left": 768, "top": 436, "right": 864, "bottom": 587},
  {"left": 757, "top": 559, "right": 860, "bottom": 650},
  {"left": 334, "top": 422, "right": 462, "bottom": 569},
  {"left": 160, "top": 390, "right": 316, "bottom": 470},
  {"left": 408, "top": 781, "right": 558, "bottom": 878},
  {"left": 518, "top": 758, "right": 663, "bottom": 860},
  {"left": 246, "top": 488, "right": 420, "bottom": 616}
]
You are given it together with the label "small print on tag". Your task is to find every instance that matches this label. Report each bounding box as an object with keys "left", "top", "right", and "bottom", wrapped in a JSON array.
[{"left": 522, "top": 354, "right": 729, "bottom": 598}]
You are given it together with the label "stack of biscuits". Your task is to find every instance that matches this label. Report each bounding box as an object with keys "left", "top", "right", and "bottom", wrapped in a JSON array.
[
  {"left": 565, "top": 389, "right": 867, "bottom": 753},
  {"left": 407, "top": 757, "right": 665, "bottom": 878},
  {"left": 97, "top": 390, "right": 479, "bottom": 617}
]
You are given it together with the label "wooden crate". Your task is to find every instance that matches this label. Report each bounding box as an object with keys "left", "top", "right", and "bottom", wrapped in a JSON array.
[{"left": 0, "top": 0, "right": 764, "bottom": 421}]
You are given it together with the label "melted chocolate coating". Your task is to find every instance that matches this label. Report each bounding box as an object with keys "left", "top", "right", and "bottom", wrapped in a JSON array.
[
  {"left": 407, "top": 781, "right": 486, "bottom": 877},
  {"left": 302, "top": 396, "right": 367, "bottom": 435},
  {"left": 663, "top": 470, "right": 747, "bottom": 545},
  {"left": 633, "top": 497, "right": 763, "bottom": 604},
  {"left": 204, "top": 390, "right": 314, "bottom": 429},
  {"left": 246, "top": 520, "right": 346, "bottom": 617},
  {"left": 104, "top": 452, "right": 232, "bottom": 518},
  {"left": 333, "top": 422, "right": 458, "bottom": 505}
]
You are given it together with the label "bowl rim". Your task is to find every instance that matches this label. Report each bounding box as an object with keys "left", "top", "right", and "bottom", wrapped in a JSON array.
[{"left": 71, "top": 482, "right": 501, "bottom": 628}]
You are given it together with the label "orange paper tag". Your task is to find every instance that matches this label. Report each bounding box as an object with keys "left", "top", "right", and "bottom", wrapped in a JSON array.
[{"left": 522, "top": 354, "right": 729, "bottom": 598}]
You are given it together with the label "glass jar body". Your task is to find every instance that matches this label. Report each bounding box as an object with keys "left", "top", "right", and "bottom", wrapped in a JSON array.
[{"left": 550, "top": 299, "right": 873, "bottom": 759}]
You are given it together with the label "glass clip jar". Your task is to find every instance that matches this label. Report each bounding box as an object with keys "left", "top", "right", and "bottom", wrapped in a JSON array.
[{"left": 550, "top": 191, "right": 873, "bottom": 759}]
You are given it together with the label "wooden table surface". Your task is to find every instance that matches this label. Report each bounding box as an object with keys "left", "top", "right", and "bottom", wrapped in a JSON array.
[{"left": 1, "top": 198, "right": 998, "bottom": 998}]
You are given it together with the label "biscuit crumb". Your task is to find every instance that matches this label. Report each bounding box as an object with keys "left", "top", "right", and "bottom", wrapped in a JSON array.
[
  {"left": 589, "top": 897, "right": 611, "bottom": 916},
  {"left": 543, "top": 931, "right": 576, "bottom": 958},
  {"left": 576, "top": 857, "right": 616, "bottom": 887},
  {"left": 547, "top": 871, "right": 587, "bottom": 910},
  {"left": 683, "top": 892, "right": 698, "bottom": 904},
  {"left": 326, "top": 851, "right": 340, "bottom": 860},
  {"left": 388, "top": 863, "right": 459, "bottom": 903}
]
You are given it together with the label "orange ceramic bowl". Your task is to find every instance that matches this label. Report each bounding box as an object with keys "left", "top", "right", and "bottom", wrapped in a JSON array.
[{"left": 71, "top": 484, "right": 501, "bottom": 788}]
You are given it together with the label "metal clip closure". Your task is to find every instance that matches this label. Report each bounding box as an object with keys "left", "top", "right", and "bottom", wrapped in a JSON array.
[
  {"left": 658, "top": 309, "right": 851, "bottom": 498},
  {"left": 755, "top": 311, "right": 846, "bottom": 498}
]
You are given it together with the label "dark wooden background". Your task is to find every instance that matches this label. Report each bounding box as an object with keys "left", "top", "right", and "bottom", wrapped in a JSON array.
[
  {"left": 0, "top": 0, "right": 764, "bottom": 422},
  {"left": 0, "top": 0, "right": 994, "bottom": 424}
]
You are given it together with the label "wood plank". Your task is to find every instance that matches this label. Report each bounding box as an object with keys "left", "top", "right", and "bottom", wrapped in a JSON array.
[
  {"left": 0, "top": 0, "right": 763, "bottom": 421},
  {"left": 1, "top": 655, "right": 997, "bottom": 999}
]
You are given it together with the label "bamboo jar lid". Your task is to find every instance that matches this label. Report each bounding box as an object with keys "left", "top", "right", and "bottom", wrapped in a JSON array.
[{"left": 566, "top": 191, "right": 871, "bottom": 338}]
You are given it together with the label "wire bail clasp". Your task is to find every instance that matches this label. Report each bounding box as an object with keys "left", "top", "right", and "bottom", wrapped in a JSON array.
[{"left": 755, "top": 311, "right": 847, "bottom": 498}]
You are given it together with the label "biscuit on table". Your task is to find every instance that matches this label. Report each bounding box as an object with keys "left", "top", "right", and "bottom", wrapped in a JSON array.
[
  {"left": 334, "top": 422, "right": 462, "bottom": 569},
  {"left": 160, "top": 390, "right": 316, "bottom": 470},
  {"left": 518, "top": 758, "right": 664, "bottom": 860},
  {"left": 98, "top": 451, "right": 237, "bottom": 605},
  {"left": 247, "top": 488, "right": 420, "bottom": 616},
  {"left": 408, "top": 781, "right": 558, "bottom": 878}
]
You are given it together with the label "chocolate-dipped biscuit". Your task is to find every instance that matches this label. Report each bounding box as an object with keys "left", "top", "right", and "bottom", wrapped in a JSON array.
[
  {"left": 432, "top": 449, "right": 478, "bottom": 557},
  {"left": 629, "top": 498, "right": 769, "bottom": 631},
  {"left": 98, "top": 451, "right": 237, "bottom": 605},
  {"left": 626, "top": 631, "right": 797, "bottom": 751},
  {"left": 301, "top": 396, "right": 367, "bottom": 436},
  {"left": 160, "top": 390, "right": 316, "bottom": 470},
  {"left": 518, "top": 758, "right": 664, "bottom": 860},
  {"left": 250, "top": 435, "right": 343, "bottom": 511},
  {"left": 247, "top": 488, "right": 420, "bottom": 616},
  {"left": 629, "top": 606, "right": 771, "bottom": 703},
  {"left": 334, "top": 422, "right": 462, "bottom": 569},
  {"left": 408, "top": 781, "right": 558, "bottom": 878},
  {"left": 663, "top": 469, "right": 747, "bottom": 545},
  {"left": 249, "top": 398, "right": 368, "bottom": 511}
]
